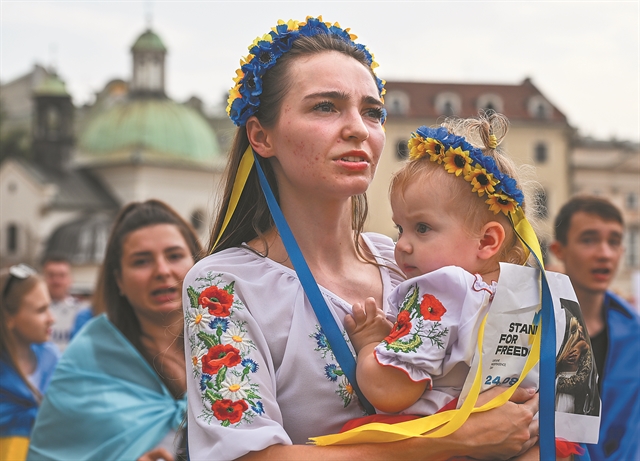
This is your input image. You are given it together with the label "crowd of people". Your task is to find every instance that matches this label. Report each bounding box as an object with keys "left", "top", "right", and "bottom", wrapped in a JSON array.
[{"left": 1, "top": 16, "right": 638, "bottom": 461}]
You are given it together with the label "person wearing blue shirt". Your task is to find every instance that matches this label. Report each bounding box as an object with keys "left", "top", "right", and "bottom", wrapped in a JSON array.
[{"left": 551, "top": 195, "right": 640, "bottom": 461}]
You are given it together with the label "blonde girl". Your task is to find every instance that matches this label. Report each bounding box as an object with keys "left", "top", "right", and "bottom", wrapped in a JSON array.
[{"left": 0, "top": 264, "right": 58, "bottom": 461}]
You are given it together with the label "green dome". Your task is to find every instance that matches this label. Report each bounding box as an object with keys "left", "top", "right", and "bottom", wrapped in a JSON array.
[
  {"left": 78, "top": 99, "right": 222, "bottom": 166},
  {"left": 132, "top": 29, "right": 167, "bottom": 52},
  {"left": 34, "top": 74, "right": 69, "bottom": 96}
]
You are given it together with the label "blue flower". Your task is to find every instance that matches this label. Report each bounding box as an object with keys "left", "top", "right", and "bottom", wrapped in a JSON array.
[
  {"left": 210, "top": 317, "right": 228, "bottom": 331},
  {"left": 313, "top": 329, "right": 328, "bottom": 349},
  {"left": 241, "top": 358, "right": 259, "bottom": 373},
  {"left": 251, "top": 401, "right": 265, "bottom": 415},
  {"left": 200, "top": 373, "right": 212, "bottom": 391},
  {"left": 324, "top": 363, "right": 341, "bottom": 382},
  {"left": 380, "top": 108, "right": 388, "bottom": 126},
  {"left": 226, "top": 17, "right": 386, "bottom": 126},
  {"left": 499, "top": 176, "right": 524, "bottom": 204},
  {"left": 239, "top": 73, "right": 263, "bottom": 99}
]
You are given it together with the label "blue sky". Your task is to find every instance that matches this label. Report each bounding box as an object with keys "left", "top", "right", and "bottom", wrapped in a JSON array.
[{"left": 1, "top": 1, "right": 638, "bottom": 141}]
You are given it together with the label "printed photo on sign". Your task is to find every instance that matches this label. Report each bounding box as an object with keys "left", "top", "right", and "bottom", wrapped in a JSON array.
[{"left": 556, "top": 298, "right": 600, "bottom": 417}]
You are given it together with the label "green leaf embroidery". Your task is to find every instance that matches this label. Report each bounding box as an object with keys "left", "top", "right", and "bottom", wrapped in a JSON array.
[
  {"left": 205, "top": 390, "right": 221, "bottom": 404},
  {"left": 400, "top": 284, "right": 420, "bottom": 317},
  {"left": 187, "top": 286, "right": 200, "bottom": 310},
  {"left": 198, "top": 331, "right": 219, "bottom": 348},
  {"left": 223, "top": 281, "right": 235, "bottom": 295},
  {"left": 215, "top": 366, "right": 227, "bottom": 389},
  {"left": 386, "top": 331, "right": 423, "bottom": 353}
]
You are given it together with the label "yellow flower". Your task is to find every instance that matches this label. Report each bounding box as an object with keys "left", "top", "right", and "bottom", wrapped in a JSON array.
[
  {"left": 232, "top": 69, "right": 244, "bottom": 85},
  {"left": 443, "top": 146, "right": 472, "bottom": 175},
  {"left": 250, "top": 33, "right": 273, "bottom": 50},
  {"left": 276, "top": 19, "right": 300, "bottom": 32},
  {"left": 408, "top": 137, "right": 426, "bottom": 160},
  {"left": 226, "top": 85, "right": 241, "bottom": 113},
  {"left": 486, "top": 193, "right": 518, "bottom": 215},
  {"left": 465, "top": 166, "right": 499, "bottom": 197}
]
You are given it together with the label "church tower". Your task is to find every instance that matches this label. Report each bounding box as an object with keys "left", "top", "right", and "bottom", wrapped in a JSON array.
[
  {"left": 32, "top": 74, "right": 74, "bottom": 172},
  {"left": 130, "top": 29, "right": 167, "bottom": 97}
]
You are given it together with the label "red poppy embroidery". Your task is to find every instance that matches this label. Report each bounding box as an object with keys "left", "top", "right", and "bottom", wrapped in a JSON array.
[
  {"left": 385, "top": 310, "right": 412, "bottom": 343},
  {"left": 420, "top": 294, "right": 447, "bottom": 321},
  {"left": 202, "top": 344, "right": 242, "bottom": 374},
  {"left": 212, "top": 398, "right": 249, "bottom": 424},
  {"left": 199, "top": 286, "right": 234, "bottom": 317}
]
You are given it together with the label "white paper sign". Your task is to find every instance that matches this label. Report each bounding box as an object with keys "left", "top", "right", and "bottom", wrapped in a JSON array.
[{"left": 458, "top": 263, "right": 601, "bottom": 444}]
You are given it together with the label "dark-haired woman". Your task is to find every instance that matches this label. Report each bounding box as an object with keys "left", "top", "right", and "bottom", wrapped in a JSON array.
[
  {"left": 183, "top": 17, "right": 539, "bottom": 461},
  {"left": 28, "top": 200, "right": 202, "bottom": 461},
  {"left": 1, "top": 265, "right": 58, "bottom": 461}
]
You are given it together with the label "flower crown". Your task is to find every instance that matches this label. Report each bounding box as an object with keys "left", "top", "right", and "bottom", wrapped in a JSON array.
[
  {"left": 408, "top": 126, "right": 525, "bottom": 216},
  {"left": 227, "top": 16, "right": 386, "bottom": 126}
]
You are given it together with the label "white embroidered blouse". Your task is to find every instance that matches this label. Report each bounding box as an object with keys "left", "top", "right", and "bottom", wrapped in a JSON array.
[
  {"left": 375, "top": 266, "right": 495, "bottom": 416},
  {"left": 183, "top": 233, "right": 403, "bottom": 460}
]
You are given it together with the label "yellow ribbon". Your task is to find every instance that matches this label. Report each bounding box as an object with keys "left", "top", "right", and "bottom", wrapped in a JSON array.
[
  {"left": 488, "top": 134, "right": 498, "bottom": 149},
  {"left": 211, "top": 146, "right": 255, "bottom": 252},
  {"left": 509, "top": 208, "right": 543, "bottom": 269},
  {"left": 311, "top": 316, "right": 542, "bottom": 445}
]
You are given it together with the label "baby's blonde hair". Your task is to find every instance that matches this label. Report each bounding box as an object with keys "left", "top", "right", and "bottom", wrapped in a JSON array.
[{"left": 390, "top": 112, "right": 533, "bottom": 266}]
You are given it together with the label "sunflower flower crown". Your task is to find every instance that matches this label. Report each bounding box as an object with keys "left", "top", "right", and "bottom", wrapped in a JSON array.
[
  {"left": 227, "top": 16, "right": 386, "bottom": 126},
  {"left": 408, "top": 126, "right": 525, "bottom": 216}
]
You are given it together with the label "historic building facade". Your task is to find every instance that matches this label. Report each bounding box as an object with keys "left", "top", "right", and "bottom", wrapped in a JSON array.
[
  {"left": 0, "top": 28, "right": 224, "bottom": 292},
  {"left": 569, "top": 137, "right": 640, "bottom": 299}
]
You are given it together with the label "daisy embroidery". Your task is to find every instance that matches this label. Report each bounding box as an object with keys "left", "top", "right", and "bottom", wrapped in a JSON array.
[
  {"left": 221, "top": 325, "right": 250, "bottom": 354},
  {"left": 191, "top": 343, "right": 208, "bottom": 374},
  {"left": 187, "top": 308, "right": 213, "bottom": 333},
  {"left": 220, "top": 374, "right": 251, "bottom": 400},
  {"left": 187, "top": 273, "right": 263, "bottom": 427}
]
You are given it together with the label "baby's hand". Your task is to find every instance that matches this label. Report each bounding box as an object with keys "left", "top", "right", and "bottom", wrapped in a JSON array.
[{"left": 345, "top": 297, "right": 392, "bottom": 354}]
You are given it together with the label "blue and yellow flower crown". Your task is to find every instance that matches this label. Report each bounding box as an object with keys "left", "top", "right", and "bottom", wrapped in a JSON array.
[
  {"left": 227, "top": 16, "right": 386, "bottom": 126},
  {"left": 408, "top": 126, "right": 525, "bottom": 217}
]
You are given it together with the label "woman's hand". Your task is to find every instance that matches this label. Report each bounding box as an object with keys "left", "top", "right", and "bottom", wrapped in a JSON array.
[
  {"left": 448, "top": 386, "right": 539, "bottom": 460},
  {"left": 137, "top": 447, "right": 174, "bottom": 461},
  {"left": 345, "top": 297, "right": 392, "bottom": 353}
]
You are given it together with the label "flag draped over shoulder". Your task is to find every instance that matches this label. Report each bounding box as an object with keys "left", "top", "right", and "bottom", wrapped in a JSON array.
[
  {"left": 27, "top": 315, "right": 186, "bottom": 461},
  {"left": 0, "top": 342, "right": 58, "bottom": 437}
]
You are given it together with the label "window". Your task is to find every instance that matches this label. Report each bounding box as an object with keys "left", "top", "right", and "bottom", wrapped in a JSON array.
[
  {"left": 47, "top": 107, "right": 60, "bottom": 139},
  {"left": 385, "top": 90, "right": 410, "bottom": 116},
  {"left": 442, "top": 101, "right": 454, "bottom": 116},
  {"left": 434, "top": 92, "right": 461, "bottom": 116},
  {"left": 626, "top": 192, "right": 638, "bottom": 210},
  {"left": 396, "top": 140, "right": 409, "bottom": 160},
  {"left": 476, "top": 94, "right": 503, "bottom": 114},
  {"left": 527, "top": 96, "right": 552, "bottom": 120},
  {"left": 534, "top": 189, "right": 549, "bottom": 219},
  {"left": 534, "top": 142, "right": 548, "bottom": 163},
  {"left": 7, "top": 223, "right": 18, "bottom": 253}
]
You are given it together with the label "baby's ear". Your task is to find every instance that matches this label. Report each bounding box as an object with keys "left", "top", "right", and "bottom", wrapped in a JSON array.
[{"left": 477, "top": 221, "right": 506, "bottom": 260}]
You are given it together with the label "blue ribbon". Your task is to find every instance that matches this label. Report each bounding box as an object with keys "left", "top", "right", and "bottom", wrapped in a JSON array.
[
  {"left": 253, "top": 152, "right": 375, "bottom": 415},
  {"left": 514, "top": 230, "right": 556, "bottom": 460}
]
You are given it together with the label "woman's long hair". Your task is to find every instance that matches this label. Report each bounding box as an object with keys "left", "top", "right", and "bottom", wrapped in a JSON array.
[
  {"left": 93, "top": 200, "right": 203, "bottom": 352},
  {"left": 0, "top": 269, "right": 45, "bottom": 401},
  {"left": 208, "top": 33, "right": 377, "bottom": 262}
]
